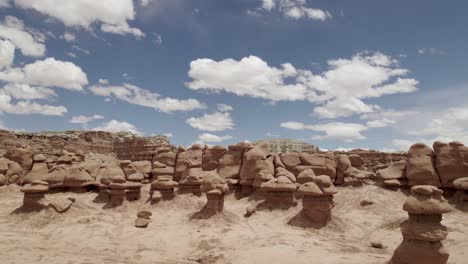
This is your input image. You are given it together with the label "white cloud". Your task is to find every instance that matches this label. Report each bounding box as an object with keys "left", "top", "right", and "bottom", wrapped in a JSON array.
[
  {"left": 259, "top": 0, "right": 332, "bottom": 21},
  {"left": 14, "top": 0, "right": 144, "bottom": 38},
  {"left": 72, "top": 45, "right": 90, "bottom": 55},
  {"left": 186, "top": 112, "right": 235, "bottom": 131},
  {"left": 65, "top": 52, "right": 76, "bottom": 58},
  {"left": 98, "top": 78, "right": 109, "bottom": 85},
  {"left": 23, "top": 58, "right": 88, "bottom": 91},
  {"left": 163, "top": 132, "right": 173, "bottom": 138},
  {"left": 281, "top": 121, "right": 368, "bottom": 142},
  {"left": 407, "top": 107, "right": 468, "bottom": 144},
  {"left": 0, "top": 16, "right": 46, "bottom": 57},
  {"left": 361, "top": 109, "right": 419, "bottom": 128},
  {"left": 392, "top": 139, "right": 414, "bottom": 151},
  {"left": 0, "top": 94, "right": 67, "bottom": 115},
  {"left": 93, "top": 119, "right": 141, "bottom": 135},
  {"left": 198, "top": 133, "right": 233, "bottom": 143},
  {"left": 153, "top": 33, "right": 163, "bottom": 45},
  {"left": 69, "top": 114, "right": 104, "bottom": 124},
  {"left": 0, "top": 39, "right": 14, "bottom": 68},
  {"left": 89, "top": 83, "right": 206, "bottom": 112},
  {"left": 217, "top": 103, "right": 233, "bottom": 112},
  {"left": 0, "top": 83, "right": 56, "bottom": 100},
  {"left": 0, "top": 0, "right": 10, "bottom": 7},
  {"left": 418, "top": 48, "right": 445, "bottom": 55},
  {"left": 62, "top": 32, "right": 76, "bottom": 42},
  {"left": 187, "top": 52, "right": 418, "bottom": 119}
]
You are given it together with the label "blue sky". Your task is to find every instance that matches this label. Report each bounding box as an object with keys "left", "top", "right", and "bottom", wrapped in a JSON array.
[{"left": 0, "top": 0, "right": 468, "bottom": 151}]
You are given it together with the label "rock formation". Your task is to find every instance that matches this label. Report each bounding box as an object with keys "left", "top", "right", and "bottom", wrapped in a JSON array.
[
  {"left": 152, "top": 147, "right": 177, "bottom": 180},
  {"left": 433, "top": 141, "right": 468, "bottom": 188},
  {"left": 406, "top": 143, "right": 441, "bottom": 187},
  {"left": 258, "top": 167, "right": 297, "bottom": 208},
  {"left": 239, "top": 142, "right": 273, "bottom": 195},
  {"left": 150, "top": 177, "right": 178, "bottom": 202},
  {"left": 453, "top": 177, "right": 468, "bottom": 209},
  {"left": 178, "top": 144, "right": 204, "bottom": 195},
  {"left": 390, "top": 185, "right": 452, "bottom": 264},
  {"left": 216, "top": 143, "right": 245, "bottom": 188},
  {"left": 297, "top": 175, "right": 337, "bottom": 228},
  {"left": 21, "top": 180, "right": 49, "bottom": 208},
  {"left": 336, "top": 154, "right": 374, "bottom": 186},
  {"left": 202, "top": 145, "right": 226, "bottom": 171},
  {"left": 199, "top": 171, "right": 229, "bottom": 215},
  {"left": 23, "top": 154, "right": 48, "bottom": 184},
  {"left": 376, "top": 160, "right": 407, "bottom": 187},
  {"left": 298, "top": 152, "right": 337, "bottom": 182}
]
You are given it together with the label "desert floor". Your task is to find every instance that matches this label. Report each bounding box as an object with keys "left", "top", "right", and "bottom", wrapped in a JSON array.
[{"left": 0, "top": 184, "right": 467, "bottom": 264}]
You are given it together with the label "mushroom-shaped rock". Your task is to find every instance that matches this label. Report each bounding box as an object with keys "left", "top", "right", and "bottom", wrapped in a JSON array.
[
  {"left": 109, "top": 182, "right": 126, "bottom": 206},
  {"left": 391, "top": 185, "right": 452, "bottom": 264},
  {"left": 125, "top": 181, "right": 143, "bottom": 201},
  {"left": 63, "top": 165, "right": 95, "bottom": 192},
  {"left": 298, "top": 175, "right": 337, "bottom": 228},
  {"left": 150, "top": 177, "right": 178, "bottom": 201},
  {"left": 200, "top": 171, "right": 229, "bottom": 214},
  {"left": 21, "top": 180, "right": 49, "bottom": 207}
]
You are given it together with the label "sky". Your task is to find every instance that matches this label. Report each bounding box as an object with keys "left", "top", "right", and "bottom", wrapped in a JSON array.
[{"left": 0, "top": 0, "right": 468, "bottom": 151}]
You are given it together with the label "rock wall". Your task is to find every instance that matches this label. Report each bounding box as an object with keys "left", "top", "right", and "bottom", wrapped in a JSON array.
[{"left": 0, "top": 130, "right": 170, "bottom": 162}]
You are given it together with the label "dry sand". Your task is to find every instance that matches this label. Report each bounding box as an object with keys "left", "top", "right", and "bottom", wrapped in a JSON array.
[{"left": 0, "top": 184, "right": 467, "bottom": 264}]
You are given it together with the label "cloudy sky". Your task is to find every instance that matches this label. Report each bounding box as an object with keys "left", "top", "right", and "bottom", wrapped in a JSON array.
[{"left": 0, "top": 0, "right": 467, "bottom": 151}]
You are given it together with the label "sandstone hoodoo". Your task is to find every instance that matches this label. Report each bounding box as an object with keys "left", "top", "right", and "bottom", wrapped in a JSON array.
[
  {"left": 239, "top": 142, "right": 273, "bottom": 195},
  {"left": 199, "top": 171, "right": 229, "bottom": 215},
  {"left": 216, "top": 143, "right": 244, "bottom": 188},
  {"left": 297, "top": 175, "right": 338, "bottom": 228},
  {"left": 152, "top": 147, "right": 177, "bottom": 181},
  {"left": 259, "top": 167, "right": 297, "bottom": 208},
  {"left": 23, "top": 154, "right": 48, "bottom": 184},
  {"left": 178, "top": 144, "right": 204, "bottom": 195},
  {"left": 150, "top": 177, "right": 178, "bottom": 202},
  {"left": 390, "top": 185, "right": 452, "bottom": 264},
  {"left": 21, "top": 180, "right": 49, "bottom": 208},
  {"left": 433, "top": 141, "right": 468, "bottom": 188},
  {"left": 406, "top": 143, "right": 441, "bottom": 187},
  {"left": 125, "top": 181, "right": 143, "bottom": 201}
]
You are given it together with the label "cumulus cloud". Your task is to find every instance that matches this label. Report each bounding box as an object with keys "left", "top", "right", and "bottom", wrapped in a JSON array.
[
  {"left": 392, "top": 139, "right": 414, "bottom": 151},
  {"left": 89, "top": 83, "right": 205, "bottom": 112},
  {"left": 281, "top": 121, "right": 368, "bottom": 142},
  {"left": 186, "top": 112, "right": 235, "bottom": 131},
  {"left": 93, "top": 119, "right": 141, "bottom": 135},
  {"left": 0, "top": 93, "right": 67, "bottom": 115},
  {"left": 14, "top": 0, "right": 144, "bottom": 38},
  {"left": 198, "top": 133, "right": 233, "bottom": 143},
  {"left": 187, "top": 52, "right": 418, "bottom": 119},
  {"left": 23, "top": 58, "right": 88, "bottom": 91},
  {"left": 69, "top": 114, "right": 104, "bottom": 124},
  {"left": 0, "top": 83, "right": 56, "bottom": 100},
  {"left": 258, "top": 0, "right": 331, "bottom": 21},
  {"left": 0, "top": 39, "right": 14, "bottom": 68},
  {"left": 0, "top": 16, "right": 46, "bottom": 57}
]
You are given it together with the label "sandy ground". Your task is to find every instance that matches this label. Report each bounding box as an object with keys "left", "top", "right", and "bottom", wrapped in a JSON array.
[{"left": 0, "top": 184, "right": 467, "bottom": 264}]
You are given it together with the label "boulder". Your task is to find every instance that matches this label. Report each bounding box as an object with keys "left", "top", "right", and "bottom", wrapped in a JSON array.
[
  {"left": 239, "top": 142, "right": 274, "bottom": 187},
  {"left": 349, "top": 154, "right": 365, "bottom": 168},
  {"left": 202, "top": 145, "right": 226, "bottom": 171},
  {"left": 217, "top": 144, "right": 243, "bottom": 184}
]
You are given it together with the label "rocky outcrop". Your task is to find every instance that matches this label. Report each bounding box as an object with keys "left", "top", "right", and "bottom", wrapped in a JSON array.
[
  {"left": 406, "top": 143, "right": 441, "bottom": 187},
  {"left": 0, "top": 129, "right": 170, "bottom": 162},
  {"left": 239, "top": 142, "right": 273, "bottom": 193},
  {"left": 152, "top": 147, "right": 177, "bottom": 180},
  {"left": 178, "top": 144, "right": 204, "bottom": 194},
  {"left": 391, "top": 186, "right": 452, "bottom": 264},
  {"left": 200, "top": 171, "right": 229, "bottom": 215},
  {"left": 336, "top": 154, "right": 374, "bottom": 186},
  {"left": 216, "top": 143, "right": 245, "bottom": 186},
  {"left": 298, "top": 152, "right": 337, "bottom": 181},
  {"left": 203, "top": 145, "right": 226, "bottom": 171},
  {"left": 433, "top": 141, "right": 468, "bottom": 188},
  {"left": 297, "top": 175, "right": 337, "bottom": 228},
  {"left": 376, "top": 160, "right": 407, "bottom": 187}
]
